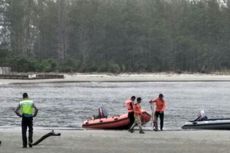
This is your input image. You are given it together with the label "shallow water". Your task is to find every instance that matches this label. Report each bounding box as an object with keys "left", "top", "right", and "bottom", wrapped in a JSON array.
[{"left": 0, "top": 81, "right": 230, "bottom": 130}]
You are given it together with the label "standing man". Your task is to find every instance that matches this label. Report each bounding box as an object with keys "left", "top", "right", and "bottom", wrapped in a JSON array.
[
  {"left": 128, "top": 97, "right": 144, "bottom": 134},
  {"left": 124, "top": 96, "right": 135, "bottom": 127},
  {"left": 15, "top": 93, "right": 38, "bottom": 148},
  {"left": 149, "top": 93, "right": 166, "bottom": 131}
]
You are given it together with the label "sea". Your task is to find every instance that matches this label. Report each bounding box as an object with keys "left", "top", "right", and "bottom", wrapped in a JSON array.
[{"left": 0, "top": 81, "right": 230, "bottom": 130}]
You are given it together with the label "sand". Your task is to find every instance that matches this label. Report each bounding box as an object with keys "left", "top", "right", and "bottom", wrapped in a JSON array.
[
  {"left": 1, "top": 73, "right": 230, "bottom": 84},
  {"left": 1, "top": 128, "right": 230, "bottom": 153}
]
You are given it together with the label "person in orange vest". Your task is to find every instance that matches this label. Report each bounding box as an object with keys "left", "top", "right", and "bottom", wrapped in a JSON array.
[
  {"left": 149, "top": 93, "right": 166, "bottom": 131},
  {"left": 128, "top": 97, "right": 144, "bottom": 134},
  {"left": 124, "top": 96, "right": 135, "bottom": 127}
]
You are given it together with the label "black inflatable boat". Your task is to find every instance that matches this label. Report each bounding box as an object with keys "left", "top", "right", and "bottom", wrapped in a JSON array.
[{"left": 182, "top": 118, "right": 230, "bottom": 130}]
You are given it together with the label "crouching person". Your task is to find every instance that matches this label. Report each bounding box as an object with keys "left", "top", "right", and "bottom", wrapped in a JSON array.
[{"left": 128, "top": 97, "right": 144, "bottom": 134}]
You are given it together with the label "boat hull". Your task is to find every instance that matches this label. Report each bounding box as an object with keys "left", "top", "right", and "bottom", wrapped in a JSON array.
[{"left": 82, "top": 111, "right": 151, "bottom": 130}]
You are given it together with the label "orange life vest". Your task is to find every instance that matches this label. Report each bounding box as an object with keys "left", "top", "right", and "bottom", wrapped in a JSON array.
[
  {"left": 125, "top": 99, "right": 134, "bottom": 112},
  {"left": 133, "top": 103, "right": 142, "bottom": 116},
  {"left": 153, "top": 98, "right": 166, "bottom": 112}
]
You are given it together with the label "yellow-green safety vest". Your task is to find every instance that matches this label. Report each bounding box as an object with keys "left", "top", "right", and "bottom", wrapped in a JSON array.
[{"left": 20, "top": 99, "right": 34, "bottom": 116}]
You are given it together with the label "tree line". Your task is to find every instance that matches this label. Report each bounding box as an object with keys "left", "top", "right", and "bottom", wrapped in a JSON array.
[{"left": 0, "top": 0, "right": 230, "bottom": 73}]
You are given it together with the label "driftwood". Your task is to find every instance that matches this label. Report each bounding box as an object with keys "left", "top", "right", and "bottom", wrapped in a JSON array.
[{"left": 32, "top": 130, "right": 61, "bottom": 146}]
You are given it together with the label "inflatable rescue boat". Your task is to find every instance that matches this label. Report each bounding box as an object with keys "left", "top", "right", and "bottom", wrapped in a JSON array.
[{"left": 82, "top": 110, "right": 151, "bottom": 129}]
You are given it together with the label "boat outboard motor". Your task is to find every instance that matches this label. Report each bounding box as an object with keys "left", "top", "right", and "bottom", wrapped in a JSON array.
[
  {"left": 194, "top": 110, "right": 208, "bottom": 121},
  {"left": 98, "top": 106, "right": 108, "bottom": 118},
  {"left": 93, "top": 106, "right": 108, "bottom": 119}
]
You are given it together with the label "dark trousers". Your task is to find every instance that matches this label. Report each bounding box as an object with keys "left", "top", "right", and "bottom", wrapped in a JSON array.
[
  {"left": 128, "top": 112, "right": 135, "bottom": 127},
  {"left": 21, "top": 117, "right": 33, "bottom": 147},
  {"left": 155, "top": 111, "right": 164, "bottom": 130}
]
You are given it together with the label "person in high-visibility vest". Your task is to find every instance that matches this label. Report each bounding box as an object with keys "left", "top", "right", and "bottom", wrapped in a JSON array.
[
  {"left": 124, "top": 96, "right": 135, "bottom": 127},
  {"left": 15, "top": 93, "right": 38, "bottom": 148},
  {"left": 149, "top": 93, "right": 166, "bottom": 131},
  {"left": 128, "top": 97, "right": 144, "bottom": 134}
]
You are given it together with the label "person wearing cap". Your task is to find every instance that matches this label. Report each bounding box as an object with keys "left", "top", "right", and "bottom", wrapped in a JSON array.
[
  {"left": 124, "top": 96, "right": 135, "bottom": 127},
  {"left": 15, "top": 93, "right": 38, "bottom": 148},
  {"left": 149, "top": 93, "right": 166, "bottom": 131},
  {"left": 128, "top": 97, "right": 144, "bottom": 134}
]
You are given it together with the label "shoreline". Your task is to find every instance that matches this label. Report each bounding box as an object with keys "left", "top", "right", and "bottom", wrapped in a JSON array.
[
  {"left": 1, "top": 73, "right": 230, "bottom": 84},
  {"left": 1, "top": 128, "right": 230, "bottom": 153}
]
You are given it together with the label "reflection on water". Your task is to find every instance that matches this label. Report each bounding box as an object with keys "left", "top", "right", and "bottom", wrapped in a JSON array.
[{"left": 0, "top": 82, "right": 230, "bottom": 129}]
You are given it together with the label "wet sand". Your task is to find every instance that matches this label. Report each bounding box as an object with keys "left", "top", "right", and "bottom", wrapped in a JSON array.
[
  {"left": 1, "top": 128, "right": 230, "bottom": 153},
  {"left": 1, "top": 73, "right": 230, "bottom": 84}
]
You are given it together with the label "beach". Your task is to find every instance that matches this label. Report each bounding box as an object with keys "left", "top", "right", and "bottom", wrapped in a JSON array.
[
  {"left": 1, "top": 128, "right": 230, "bottom": 153},
  {"left": 1, "top": 73, "right": 230, "bottom": 84}
]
